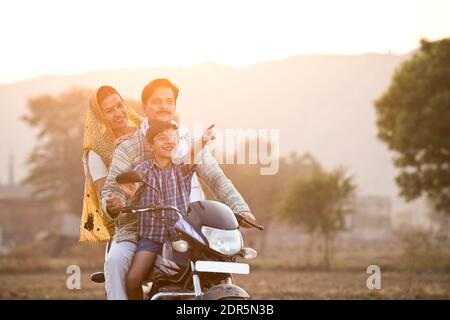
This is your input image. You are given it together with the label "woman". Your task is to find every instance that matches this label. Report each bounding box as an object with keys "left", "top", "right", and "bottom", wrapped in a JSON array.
[{"left": 80, "top": 85, "right": 142, "bottom": 242}]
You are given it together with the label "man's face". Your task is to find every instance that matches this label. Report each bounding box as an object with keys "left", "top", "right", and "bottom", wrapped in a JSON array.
[
  {"left": 150, "top": 128, "right": 179, "bottom": 160},
  {"left": 100, "top": 94, "right": 128, "bottom": 131},
  {"left": 144, "top": 87, "right": 176, "bottom": 122}
]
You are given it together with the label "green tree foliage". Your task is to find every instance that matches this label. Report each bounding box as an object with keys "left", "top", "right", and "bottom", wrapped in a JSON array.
[
  {"left": 215, "top": 146, "right": 320, "bottom": 249},
  {"left": 375, "top": 38, "right": 450, "bottom": 214},
  {"left": 222, "top": 151, "right": 321, "bottom": 224},
  {"left": 278, "top": 167, "right": 356, "bottom": 269},
  {"left": 22, "top": 88, "right": 90, "bottom": 215}
]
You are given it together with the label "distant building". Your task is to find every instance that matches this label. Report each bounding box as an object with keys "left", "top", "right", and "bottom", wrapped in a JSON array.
[
  {"left": 342, "top": 195, "right": 393, "bottom": 242},
  {"left": 0, "top": 184, "right": 33, "bottom": 200},
  {"left": 0, "top": 153, "right": 80, "bottom": 255},
  {"left": 0, "top": 227, "right": 15, "bottom": 255},
  {"left": 0, "top": 152, "right": 33, "bottom": 200},
  {"left": 390, "top": 197, "right": 433, "bottom": 230},
  {"left": 51, "top": 213, "right": 80, "bottom": 237}
]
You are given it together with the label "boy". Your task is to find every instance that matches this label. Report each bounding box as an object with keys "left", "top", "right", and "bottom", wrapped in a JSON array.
[{"left": 124, "top": 120, "right": 214, "bottom": 300}]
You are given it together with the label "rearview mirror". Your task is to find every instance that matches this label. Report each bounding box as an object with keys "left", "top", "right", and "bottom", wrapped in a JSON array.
[{"left": 116, "top": 170, "right": 144, "bottom": 184}]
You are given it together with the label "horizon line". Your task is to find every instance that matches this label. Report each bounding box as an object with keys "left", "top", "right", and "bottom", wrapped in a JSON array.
[{"left": 0, "top": 50, "right": 414, "bottom": 87}]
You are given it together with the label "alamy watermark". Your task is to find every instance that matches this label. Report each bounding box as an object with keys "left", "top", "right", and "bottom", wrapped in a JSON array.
[
  {"left": 366, "top": 265, "right": 381, "bottom": 290},
  {"left": 66, "top": 265, "right": 81, "bottom": 290},
  {"left": 184, "top": 121, "right": 280, "bottom": 175}
]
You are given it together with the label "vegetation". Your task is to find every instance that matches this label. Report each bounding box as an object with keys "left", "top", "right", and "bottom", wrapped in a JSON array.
[
  {"left": 375, "top": 38, "right": 450, "bottom": 214},
  {"left": 277, "top": 167, "right": 356, "bottom": 269}
]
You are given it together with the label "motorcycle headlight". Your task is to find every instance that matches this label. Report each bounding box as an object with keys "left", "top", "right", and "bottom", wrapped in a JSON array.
[{"left": 201, "top": 226, "right": 243, "bottom": 256}]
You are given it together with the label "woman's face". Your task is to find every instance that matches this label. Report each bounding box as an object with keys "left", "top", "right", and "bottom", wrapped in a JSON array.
[{"left": 100, "top": 94, "right": 128, "bottom": 131}]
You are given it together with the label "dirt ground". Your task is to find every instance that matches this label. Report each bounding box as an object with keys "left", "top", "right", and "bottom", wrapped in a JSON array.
[
  {"left": 0, "top": 269, "right": 448, "bottom": 300},
  {"left": 1, "top": 235, "right": 449, "bottom": 300}
]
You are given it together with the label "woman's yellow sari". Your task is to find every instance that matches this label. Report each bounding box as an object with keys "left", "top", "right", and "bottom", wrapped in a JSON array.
[{"left": 79, "top": 88, "right": 142, "bottom": 242}]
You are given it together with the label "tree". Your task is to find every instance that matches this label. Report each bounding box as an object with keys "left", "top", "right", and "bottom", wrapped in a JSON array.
[
  {"left": 22, "top": 88, "right": 90, "bottom": 215},
  {"left": 217, "top": 143, "right": 321, "bottom": 250},
  {"left": 374, "top": 38, "right": 450, "bottom": 214},
  {"left": 278, "top": 167, "right": 356, "bottom": 269}
]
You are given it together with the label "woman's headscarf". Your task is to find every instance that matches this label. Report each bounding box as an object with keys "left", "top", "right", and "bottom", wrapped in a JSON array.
[{"left": 79, "top": 87, "right": 143, "bottom": 242}]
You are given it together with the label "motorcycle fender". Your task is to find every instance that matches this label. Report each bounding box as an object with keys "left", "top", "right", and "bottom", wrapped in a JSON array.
[{"left": 202, "top": 284, "right": 250, "bottom": 300}]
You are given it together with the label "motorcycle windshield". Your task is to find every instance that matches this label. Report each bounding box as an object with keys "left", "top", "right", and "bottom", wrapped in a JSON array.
[{"left": 185, "top": 200, "right": 239, "bottom": 231}]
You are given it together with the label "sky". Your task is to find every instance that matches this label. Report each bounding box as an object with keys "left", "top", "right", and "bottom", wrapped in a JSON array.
[{"left": 0, "top": 0, "right": 449, "bottom": 84}]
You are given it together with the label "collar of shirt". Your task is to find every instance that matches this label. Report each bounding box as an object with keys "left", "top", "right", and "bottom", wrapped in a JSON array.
[
  {"left": 146, "top": 158, "right": 176, "bottom": 170},
  {"left": 140, "top": 118, "right": 150, "bottom": 135}
]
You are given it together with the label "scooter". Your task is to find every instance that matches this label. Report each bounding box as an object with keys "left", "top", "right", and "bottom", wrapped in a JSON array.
[{"left": 91, "top": 170, "right": 263, "bottom": 300}]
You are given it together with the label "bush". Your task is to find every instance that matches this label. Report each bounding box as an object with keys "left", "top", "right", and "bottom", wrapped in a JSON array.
[{"left": 397, "top": 227, "right": 450, "bottom": 273}]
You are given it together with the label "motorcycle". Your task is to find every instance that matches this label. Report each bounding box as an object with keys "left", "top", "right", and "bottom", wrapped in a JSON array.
[{"left": 91, "top": 170, "right": 263, "bottom": 300}]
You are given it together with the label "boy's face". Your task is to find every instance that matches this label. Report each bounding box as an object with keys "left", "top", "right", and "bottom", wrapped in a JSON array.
[{"left": 150, "top": 128, "right": 179, "bottom": 159}]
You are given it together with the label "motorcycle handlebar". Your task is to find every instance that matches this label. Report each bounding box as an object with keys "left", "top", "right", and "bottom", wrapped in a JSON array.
[
  {"left": 122, "top": 205, "right": 182, "bottom": 218},
  {"left": 236, "top": 214, "right": 264, "bottom": 231},
  {"left": 122, "top": 205, "right": 153, "bottom": 212},
  {"left": 123, "top": 206, "right": 264, "bottom": 230}
]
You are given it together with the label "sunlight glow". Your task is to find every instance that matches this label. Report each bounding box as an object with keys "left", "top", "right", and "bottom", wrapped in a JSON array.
[{"left": 0, "top": 0, "right": 449, "bottom": 84}]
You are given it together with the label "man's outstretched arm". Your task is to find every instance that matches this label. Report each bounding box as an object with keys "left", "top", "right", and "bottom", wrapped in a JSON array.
[{"left": 195, "top": 147, "right": 255, "bottom": 227}]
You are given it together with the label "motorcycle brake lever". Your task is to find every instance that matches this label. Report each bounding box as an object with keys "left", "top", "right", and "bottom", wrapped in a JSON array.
[
  {"left": 248, "top": 221, "right": 264, "bottom": 231},
  {"left": 237, "top": 214, "right": 264, "bottom": 231}
]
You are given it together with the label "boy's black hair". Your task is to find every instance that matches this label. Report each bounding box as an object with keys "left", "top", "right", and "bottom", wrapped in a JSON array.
[{"left": 146, "top": 120, "right": 179, "bottom": 144}]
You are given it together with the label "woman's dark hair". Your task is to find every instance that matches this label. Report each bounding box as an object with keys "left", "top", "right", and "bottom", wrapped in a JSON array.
[
  {"left": 97, "top": 85, "right": 122, "bottom": 105},
  {"left": 141, "top": 78, "right": 179, "bottom": 105}
]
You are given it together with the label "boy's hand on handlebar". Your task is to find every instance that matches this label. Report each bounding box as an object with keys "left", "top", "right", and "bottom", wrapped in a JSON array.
[
  {"left": 237, "top": 211, "right": 256, "bottom": 228},
  {"left": 106, "top": 192, "right": 125, "bottom": 217}
]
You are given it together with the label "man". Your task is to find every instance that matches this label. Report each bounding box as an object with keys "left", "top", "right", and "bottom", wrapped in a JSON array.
[{"left": 101, "top": 78, "right": 255, "bottom": 299}]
